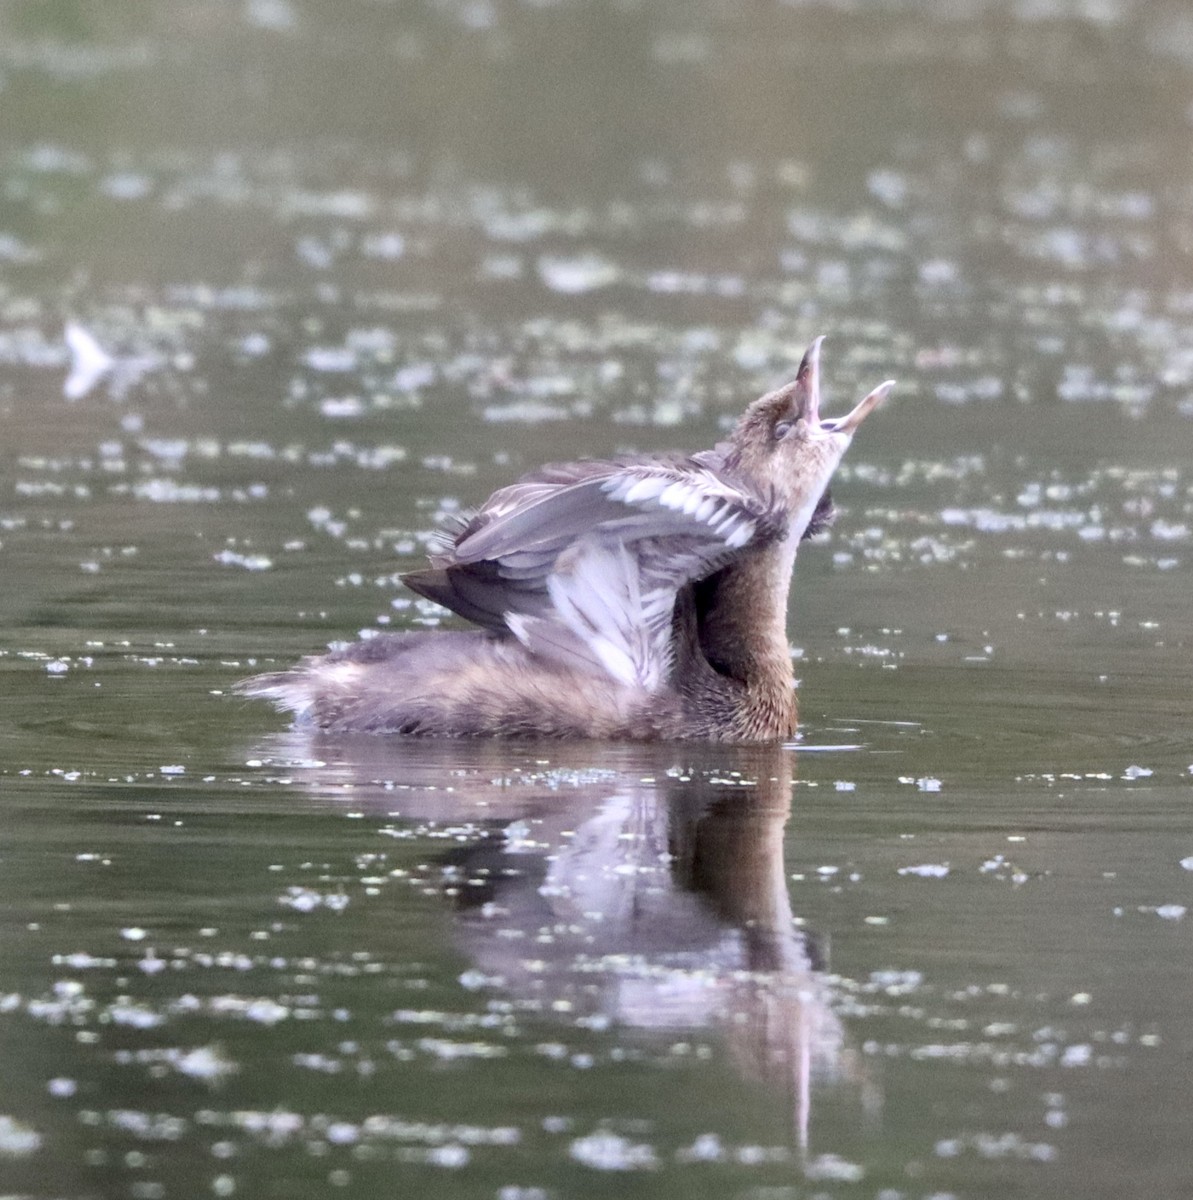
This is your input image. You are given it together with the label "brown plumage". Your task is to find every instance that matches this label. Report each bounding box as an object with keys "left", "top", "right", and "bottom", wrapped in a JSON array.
[{"left": 239, "top": 337, "right": 894, "bottom": 741}]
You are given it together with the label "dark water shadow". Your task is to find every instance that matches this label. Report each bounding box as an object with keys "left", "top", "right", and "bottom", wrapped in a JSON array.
[{"left": 249, "top": 733, "right": 867, "bottom": 1151}]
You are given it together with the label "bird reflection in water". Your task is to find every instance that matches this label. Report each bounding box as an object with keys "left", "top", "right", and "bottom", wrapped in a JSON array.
[{"left": 254, "top": 735, "right": 865, "bottom": 1152}]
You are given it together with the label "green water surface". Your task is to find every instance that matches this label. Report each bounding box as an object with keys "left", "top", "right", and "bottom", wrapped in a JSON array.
[{"left": 2, "top": 2, "right": 1192, "bottom": 1198}]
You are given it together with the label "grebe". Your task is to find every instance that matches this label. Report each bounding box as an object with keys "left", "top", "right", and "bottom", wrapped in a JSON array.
[{"left": 240, "top": 337, "right": 893, "bottom": 741}]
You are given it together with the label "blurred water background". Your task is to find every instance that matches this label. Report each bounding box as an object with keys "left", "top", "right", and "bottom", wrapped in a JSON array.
[{"left": 2, "top": 1, "right": 1193, "bottom": 1197}]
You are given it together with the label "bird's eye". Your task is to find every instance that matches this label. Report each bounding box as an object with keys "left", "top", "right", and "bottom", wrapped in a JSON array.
[{"left": 773, "top": 420, "right": 793, "bottom": 441}]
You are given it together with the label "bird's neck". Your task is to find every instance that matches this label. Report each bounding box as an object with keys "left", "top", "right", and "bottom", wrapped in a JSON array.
[{"left": 694, "top": 541, "right": 798, "bottom": 739}]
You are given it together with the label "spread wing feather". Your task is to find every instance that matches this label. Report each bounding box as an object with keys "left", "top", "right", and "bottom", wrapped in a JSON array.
[{"left": 401, "top": 455, "right": 786, "bottom": 689}]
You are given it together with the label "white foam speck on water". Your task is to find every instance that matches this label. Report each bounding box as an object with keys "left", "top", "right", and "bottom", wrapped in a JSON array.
[
  {"left": 1060, "top": 1044, "right": 1092, "bottom": 1067},
  {"left": 53, "top": 950, "right": 115, "bottom": 967},
  {"left": 483, "top": 399, "right": 571, "bottom": 423},
  {"left": 898, "top": 864, "right": 951, "bottom": 879},
  {"left": 325, "top": 1121, "right": 359, "bottom": 1145},
  {"left": 177, "top": 1045, "right": 238, "bottom": 1081},
  {"left": 936, "top": 1131, "right": 1057, "bottom": 1162},
  {"left": 537, "top": 254, "right": 619, "bottom": 294},
  {"left": 361, "top": 231, "right": 406, "bottom": 260},
  {"left": 676, "top": 1133, "right": 723, "bottom": 1162},
  {"left": 458, "top": 969, "right": 504, "bottom": 991},
  {"left": 63, "top": 321, "right": 114, "bottom": 399},
  {"left": 243, "top": 998, "right": 290, "bottom": 1025},
  {"left": 417, "top": 1038, "right": 508, "bottom": 1062},
  {"left": 107, "top": 1000, "right": 164, "bottom": 1029},
  {"left": 569, "top": 1130, "right": 658, "bottom": 1171},
  {"left": 427, "top": 1144, "right": 470, "bottom": 1168},
  {"left": 294, "top": 1053, "right": 341, "bottom": 1074},
  {"left": 804, "top": 1154, "right": 866, "bottom": 1182},
  {"left": 304, "top": 346, "right": 356, "bottom": 372},
  {"left": 134, "top": 479, "right": 220, "bottom": 503},
  {"left": 319, "top": 397, "right": 365, "bottom": 418},
  {"left": 869, "top": 970, "right": 924, "bottom": 993},
  {"left": 213, "top": 549, "right": 272, "bottom": 571},
  {"left": 138, "top": 951, "right": 166, "bottom": 976},
  {"left": 279, "top": 886, "right": 349, "bottom": 913},
  {"left": 0, "top": 1115, "right": 41, "bottom": 1156}
]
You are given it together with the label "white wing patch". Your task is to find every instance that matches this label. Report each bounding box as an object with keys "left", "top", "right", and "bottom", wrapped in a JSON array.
[
  {"left": 494, "top": 469, "right": 778, "bottom": 690},
  {"left": 602, "top": 470, "right": 759, "bottom": 549},
  {"left": 429, "top": 462, "right": 778, "bottom": 691},
  {"left": 506, "top": 541, "right": 670, "bottom": 691}
]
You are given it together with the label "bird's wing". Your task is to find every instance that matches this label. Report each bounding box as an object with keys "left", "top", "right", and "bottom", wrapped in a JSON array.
[{"left": 401, "top": 457, "right": 785, "bottom": 688}]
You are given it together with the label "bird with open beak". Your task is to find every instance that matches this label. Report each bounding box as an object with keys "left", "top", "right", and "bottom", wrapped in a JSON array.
[{"left": 241, "top": 337, "right": 895, "bottom": 741}]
